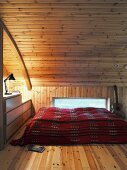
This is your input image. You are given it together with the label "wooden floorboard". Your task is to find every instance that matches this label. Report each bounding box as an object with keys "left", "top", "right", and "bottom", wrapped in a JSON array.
[{"left": 0, "top": 124, "right": 127, "bottom": 170}]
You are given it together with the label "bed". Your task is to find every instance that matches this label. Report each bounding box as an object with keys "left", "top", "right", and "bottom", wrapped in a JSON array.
[{"left": 11, "top": 107, "right": 127, "bottom": 146}]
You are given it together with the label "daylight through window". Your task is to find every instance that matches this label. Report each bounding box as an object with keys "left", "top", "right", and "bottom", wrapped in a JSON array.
[{"left": 53, "top": 98, "right": 109, "bottom": 110}]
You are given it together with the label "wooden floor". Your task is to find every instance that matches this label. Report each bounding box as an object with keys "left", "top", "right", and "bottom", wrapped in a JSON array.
[{"left": 0, "top": 125, "right": 127, "bottom": 170}]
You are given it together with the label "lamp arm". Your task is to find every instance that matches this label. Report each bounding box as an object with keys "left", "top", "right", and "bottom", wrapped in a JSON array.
[
  {"left": 4, "top": 75, "right": 10, "bottom": 82},
  {"left": 4, "top": 81, "right": 8, "bottom": 94}
]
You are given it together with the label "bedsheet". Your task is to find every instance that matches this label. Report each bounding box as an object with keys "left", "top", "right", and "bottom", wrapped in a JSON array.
[{"left": 11, "top": 107, "right": 127, "bottom": 145}]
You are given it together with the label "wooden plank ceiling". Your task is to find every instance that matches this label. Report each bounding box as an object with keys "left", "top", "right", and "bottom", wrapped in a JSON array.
[{"left": 1, "top": 0, "right": 127, "bottom": 86}]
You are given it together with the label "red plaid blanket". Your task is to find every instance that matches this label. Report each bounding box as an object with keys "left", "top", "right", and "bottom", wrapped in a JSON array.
[{"left": 11, "top": 107, "right": 127, "bottom": 145}]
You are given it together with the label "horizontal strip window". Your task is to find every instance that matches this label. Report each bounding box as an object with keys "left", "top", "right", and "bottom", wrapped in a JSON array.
[{"left": 53, "top": 97, "right": 110, "bottom": 110}]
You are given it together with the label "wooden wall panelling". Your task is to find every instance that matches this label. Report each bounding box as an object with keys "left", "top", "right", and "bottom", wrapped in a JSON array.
[
  {"left": 13, "top": 85, "right": 32, "bottom": 102},
  {"left": 12, "top": 84, "right": 127, "bottom": 119},
  {"left": 30, "top": 86, "right": 113, "bottom": 113},
  {"left": 16, "top": 84, "right": 127, "bottom": 119}
]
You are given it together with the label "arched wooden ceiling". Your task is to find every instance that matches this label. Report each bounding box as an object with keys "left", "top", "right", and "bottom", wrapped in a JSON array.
[
  {"left": 2, "top": 20, "right": 32, "bottom": 90},
  {"left": 1, "top": 0, "right": 127, "bottom": 86},
  {"left": 3, "top": 30, "right": 24, "bottom": 82},
  {"left": 3, "top": 30, "right": 31, "bottom": 88}
]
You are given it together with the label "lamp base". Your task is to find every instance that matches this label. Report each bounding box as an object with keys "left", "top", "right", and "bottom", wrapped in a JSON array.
[{"left": 5, "top": 92, "right": 12, "bottom": 95}]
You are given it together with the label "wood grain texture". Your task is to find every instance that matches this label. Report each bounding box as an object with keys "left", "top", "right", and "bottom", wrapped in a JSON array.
[
  {"left": 12, "top": 84, "right": 127, "bottom": 119},
  {"left": 1, "top": 0, "right": 127, "bottom": 86},
  {"left": 0, "top": 123, "right": 127, "bottom": 170},
  {"left": 0, "top": 20, "right": 32, "bottom": 90},
  {"left": 30, "top": 86, "right": 113, "bottom": 112}
]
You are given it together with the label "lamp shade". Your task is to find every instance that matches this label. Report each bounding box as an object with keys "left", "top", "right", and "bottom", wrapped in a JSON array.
[{"left": 8, "top": 74, "right": 15, "bottom": 80}]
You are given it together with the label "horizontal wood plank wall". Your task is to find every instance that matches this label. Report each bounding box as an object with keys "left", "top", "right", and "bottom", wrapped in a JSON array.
[{"left": 31, "top": 86, "right": 114, "bottom": 112}]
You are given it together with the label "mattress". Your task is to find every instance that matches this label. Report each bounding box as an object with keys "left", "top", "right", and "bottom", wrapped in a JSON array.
[{"left": 11, "top": 107, "right": 127, "bottom": 145}]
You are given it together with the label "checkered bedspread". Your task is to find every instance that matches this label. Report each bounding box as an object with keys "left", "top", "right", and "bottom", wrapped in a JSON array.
[{"left": 11, "top": 107, "right": 127, "bottom": 145}]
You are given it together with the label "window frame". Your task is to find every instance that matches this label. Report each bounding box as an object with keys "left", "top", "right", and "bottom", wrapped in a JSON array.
[{"left": 52, "top": 97, "right": 110, "bottom": 110}]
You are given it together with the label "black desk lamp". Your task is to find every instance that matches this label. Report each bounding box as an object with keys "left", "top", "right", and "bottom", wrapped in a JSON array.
[{"left": 4, "top": 73, "right": 15, "bottom": 95}]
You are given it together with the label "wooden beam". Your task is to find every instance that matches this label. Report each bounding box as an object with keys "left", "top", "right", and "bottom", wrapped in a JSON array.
[
  {"left": 3, "top": 64, "right": 9, "bottom": 77},
  {"left": 0, "top": 24, "right": 4, "bottom": 150},
  {"left": 0, "top": 19, "right": 32, "bottom": 90}
]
